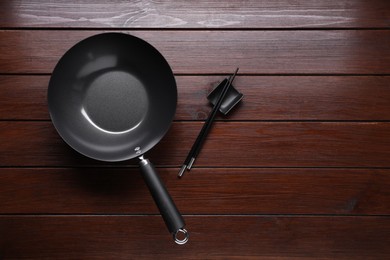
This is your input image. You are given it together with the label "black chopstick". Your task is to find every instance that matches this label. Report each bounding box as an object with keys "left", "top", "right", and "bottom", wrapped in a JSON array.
[
  {"left": 186, "top": 69, "right": 238, "bottom": 169},
  {"left": 177, "top": 71, "right": 236, "bottom": 177},
  {"left": 178, "top": 68, "right": 239, "bottom": 178}
]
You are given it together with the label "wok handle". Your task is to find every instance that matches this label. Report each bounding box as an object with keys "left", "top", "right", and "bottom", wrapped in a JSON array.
[{"left": 139, "top": 157, "right": 189, "bottom": 245}]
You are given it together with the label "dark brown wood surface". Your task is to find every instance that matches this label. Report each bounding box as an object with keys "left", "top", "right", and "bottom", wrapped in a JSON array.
[
  {"left": 0, "top": 0, "right": 389, "bottom": 259},
  {"left": 2, "top": 75, "right": 390, "bottom": 121},
  {"left": 0, "top": 168, "right": 389, "bottom": 215},
  {"left": 1, "top": 216, "right": 389, "bottom": 259},
  {"left": 1, "top": 30, "right": 390, "bottom": 74},
  {"left": 1, "top": 122, "right": 390, "bottom": 167}
]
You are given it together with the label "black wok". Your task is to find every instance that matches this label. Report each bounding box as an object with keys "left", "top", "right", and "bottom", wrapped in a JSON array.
[{"left": 48, "top": 33, "right": 188, "bottom": 244}]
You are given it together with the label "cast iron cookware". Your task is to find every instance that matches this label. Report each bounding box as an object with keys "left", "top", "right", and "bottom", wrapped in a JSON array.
[{"left": 48, "top": 33, "right": 188, "bottom": 244}]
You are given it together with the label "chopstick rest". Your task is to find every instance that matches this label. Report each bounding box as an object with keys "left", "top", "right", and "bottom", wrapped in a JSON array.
[{"left": 207, "top": 78, "right": 244, "bottom": 115}]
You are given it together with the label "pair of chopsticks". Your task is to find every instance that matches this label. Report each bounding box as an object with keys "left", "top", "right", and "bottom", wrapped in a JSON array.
[{"left": 178, "top": 68, "right": 239, "bottom": 178}]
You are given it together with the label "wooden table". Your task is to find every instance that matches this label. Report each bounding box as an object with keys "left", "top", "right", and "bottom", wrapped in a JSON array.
[{"left": 1, "top": 1, "right": 389, "bottom": 259}]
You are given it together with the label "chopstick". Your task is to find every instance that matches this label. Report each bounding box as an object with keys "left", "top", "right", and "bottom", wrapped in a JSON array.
[{"left": 178, "top": 68, "right": 239, "bottom": 178}]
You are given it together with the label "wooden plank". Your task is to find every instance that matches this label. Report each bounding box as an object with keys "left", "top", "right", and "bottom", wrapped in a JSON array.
[
  {"left": 1, "top": 0, "right": 389, "bottom": 29},
  {"left": 0, "top": 75, "right": 48, "bottom": 120},
  {"left": 0, "top": 216, "right": 389, "bottom": 259},
  {"left": 1, "top": 75, "right": 390, "bottom": 121},
  {"left": 1, "top": 122, "right": 390, "bottom": 167},
  {"left": 1, "top": 30, "right": 389, "bottom": 74},
  {"left": 0, "top": 168, "right": 388, "bottom": 215}
]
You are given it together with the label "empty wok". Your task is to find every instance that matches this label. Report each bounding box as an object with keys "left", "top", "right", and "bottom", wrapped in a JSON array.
[{"left": 48, "top": 32, "right": 188, "bottom": 244}]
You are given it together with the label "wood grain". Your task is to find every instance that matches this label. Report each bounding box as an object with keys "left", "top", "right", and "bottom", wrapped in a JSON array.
[
  {"left": 1, "top": 0, "right": 389, "bottom": 257},
  {"left": 2, "top": 75, "right": 390, "bottom": 121},
  {"left": 1, "top": 122, "right": 390, "bottom": 167},
  {"left": 1, "top": 216, "right": 389, "bottom": 259},
  {"left": 0, "top": 168, "right": 388, "bottom": 215},
  {"left": 1, "top": 30, "right": 390, "bottom": 74},
  {"left": 1, "top": 0, "right": 389, "bottom": 29}
]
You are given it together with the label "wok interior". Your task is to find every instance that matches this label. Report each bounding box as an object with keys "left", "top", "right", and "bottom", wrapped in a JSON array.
[{"left": 48, "top": 33, "right": 177, "bottom": 161}]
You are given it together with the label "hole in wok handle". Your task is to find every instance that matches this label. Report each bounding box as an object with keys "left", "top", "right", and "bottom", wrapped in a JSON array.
[{"left": 174, "top": 228, "right": 189, "bottom": 245}]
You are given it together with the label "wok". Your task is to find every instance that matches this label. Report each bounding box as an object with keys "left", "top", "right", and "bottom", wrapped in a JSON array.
[{"left": 48, "top": 32, "right": 188, "bottom": 244}]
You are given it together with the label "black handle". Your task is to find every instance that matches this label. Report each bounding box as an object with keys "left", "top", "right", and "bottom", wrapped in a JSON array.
[{"left": 139, "top": 157, "right": 188, "bottom": 244}]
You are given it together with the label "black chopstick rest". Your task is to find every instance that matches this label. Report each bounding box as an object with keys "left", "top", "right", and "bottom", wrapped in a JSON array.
[{"left": 207, "top": 78, "right": 244, "bottom": 115}]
